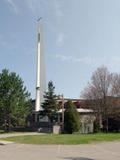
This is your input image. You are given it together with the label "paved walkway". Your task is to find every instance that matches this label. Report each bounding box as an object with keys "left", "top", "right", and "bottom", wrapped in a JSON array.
[
  {"left": 0, "top": 133, "right": 120, "bottom": 160},
  {"left": 0, "top": 140, "right": 120, "bottom": 160},
  {"left": 0, "top": 132, "right": 43, "bottom": 145},
  {"left": 0, "top": 132, "right": 42, "bottom": 138}
]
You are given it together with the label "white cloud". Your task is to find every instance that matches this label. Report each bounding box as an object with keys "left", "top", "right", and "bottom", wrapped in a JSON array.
[
  {"left": 5, "top": 0, "right": 18, "bottom": 14},
  {"left": 25, "top": 0, "right": 38, "bottom": 14},
  {"left": 55, "top": 55, "right": 95, "bottom": 65},
  {"left": 56, "top": 33, "right": 65, "bottom": 46},
  {"left": 54, "top": 0, "right": 63, "bottom": 19},
  {"left": 4, "top": 0, "right": 63, "bottom": 20},
  {"left": 55, "top": 54, "right": 120, "bottom": 68},
  {"left": 4, "top": 0, "right": 65, "bottom": 48},
  {"left": 56, "top": 55, "right": 73, "bottom": 61},
  {"left": 24, "top": 0, "right": 63, "bottom": 20}
]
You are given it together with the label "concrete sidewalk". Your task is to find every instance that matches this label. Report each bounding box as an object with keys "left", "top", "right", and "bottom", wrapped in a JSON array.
[
  {"left": 0, "top": 132, "right": 43, "bottom": 138},
  {"left": 0, "top": 141, "right": 120, "bottom": 160},
  {"left": 0, "top": 140, "right": 14, "bottom": 145}
]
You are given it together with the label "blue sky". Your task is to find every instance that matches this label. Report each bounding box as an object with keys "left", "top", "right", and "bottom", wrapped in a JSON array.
[{"left": 1, "top": 0, "right": 120, "bottom": 99}]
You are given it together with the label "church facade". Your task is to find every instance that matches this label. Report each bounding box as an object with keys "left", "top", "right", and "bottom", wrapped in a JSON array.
[
  {"left": 31, "top": 98, "right": 96, "bottom": 134},
  {"left": 32, "top": 21, "right": 95, "bottom": 133}
]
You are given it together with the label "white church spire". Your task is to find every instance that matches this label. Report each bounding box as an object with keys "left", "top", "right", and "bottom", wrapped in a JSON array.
[{"left": 35, "top": 18, "right": 46, "bottom": 111}]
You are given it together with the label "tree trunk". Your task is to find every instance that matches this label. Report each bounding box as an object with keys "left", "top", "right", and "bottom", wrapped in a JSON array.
[
  {"left": 99, "top": 114, "right": 103, "bottom": 130},
  {"left": 8, "top": 113, "right": 11, "bottom": 132}
]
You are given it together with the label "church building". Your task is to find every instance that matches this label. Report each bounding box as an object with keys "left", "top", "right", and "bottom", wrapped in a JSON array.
[{"left": 31, "top": 20, "right": 95, "bottom": 134}]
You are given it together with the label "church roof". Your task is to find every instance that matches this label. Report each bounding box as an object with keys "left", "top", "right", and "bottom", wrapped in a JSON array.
[{"left": 58, "top": 108, "right": 93, "bottom": 113}]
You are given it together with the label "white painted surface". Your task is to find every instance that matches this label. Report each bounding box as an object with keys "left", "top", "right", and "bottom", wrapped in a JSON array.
[
  {"left": 35, "top": 23, "right": 46, "bottom": 111},
  {"left": 58, "top": 108, "right": 93, "bottom": 113}
]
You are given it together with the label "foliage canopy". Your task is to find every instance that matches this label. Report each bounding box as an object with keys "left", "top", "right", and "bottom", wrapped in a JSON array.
[
  {"left": 41, "top": 81, "right": 58, "bottom": 122},
  {"left": 64, "top": 100, "right": 80, "bottom": 134},
  {"left": 0, "top": 69, "right": 31, "bottom": 131}
]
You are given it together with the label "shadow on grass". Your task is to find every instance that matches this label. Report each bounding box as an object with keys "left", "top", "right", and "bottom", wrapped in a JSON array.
[
  {"left": 63, "top": 157, "right": 95, "bottom": 160},
  {"left": 0, "top": 130, "right": 5, "bottom": 134}
]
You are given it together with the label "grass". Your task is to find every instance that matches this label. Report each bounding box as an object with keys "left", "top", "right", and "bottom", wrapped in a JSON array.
[
  {"left": 1, "top": 133, "right": 120, "bottom": 145},
  {"left": 0, "top": 130, "right": 19, "bottom": 134},
  {"left": 0, "top": 129, "right": 5, "bottom": 134}
]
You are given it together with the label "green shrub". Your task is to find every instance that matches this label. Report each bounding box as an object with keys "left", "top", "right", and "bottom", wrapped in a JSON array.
[{"left": 64, "top": 101, "right": 80, "bottom": 134}]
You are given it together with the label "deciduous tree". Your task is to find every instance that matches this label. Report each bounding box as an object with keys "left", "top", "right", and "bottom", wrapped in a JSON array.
[{"left": 82, "top": 66, "right": 112, "bottom": 131}]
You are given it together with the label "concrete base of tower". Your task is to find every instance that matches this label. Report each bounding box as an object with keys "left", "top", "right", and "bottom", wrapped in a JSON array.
[
  {"left": 28, "top": 111, "right": 52, "bottom": 133},
  {"left": 30, "top": 111, "right": 49, "bottom": 128}
]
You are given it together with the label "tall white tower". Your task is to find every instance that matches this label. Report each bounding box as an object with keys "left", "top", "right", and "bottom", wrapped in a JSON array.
[{"left": 35, "top": 19, "right": 46, "bottom": 112}]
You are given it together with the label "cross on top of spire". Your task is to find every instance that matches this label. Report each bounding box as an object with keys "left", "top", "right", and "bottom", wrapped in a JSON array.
[{"left": 37, "top": 17, "right": 42, "bottom": 23}]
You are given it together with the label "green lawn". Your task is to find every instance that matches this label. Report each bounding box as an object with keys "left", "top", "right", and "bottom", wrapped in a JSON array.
[
  {"left": 0, "top": 129, "right": 5, "bottom": 134},
  {"left": 1, "top": 133, "right": 120, "bottom": 144}
]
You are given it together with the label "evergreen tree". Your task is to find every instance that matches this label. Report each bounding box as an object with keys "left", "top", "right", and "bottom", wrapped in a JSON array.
[
  {"left": 64, "top": 100, "right": 80, "bottom": 134},
  {"left": 41, "top": 81, "right": 58, "bottom": 122},
  {"left": 0, "top": 69, "right": 31, "bottom": 131}
]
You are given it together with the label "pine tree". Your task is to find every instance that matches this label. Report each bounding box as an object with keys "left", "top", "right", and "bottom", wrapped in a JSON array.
[
  {"left": 41, "top": 81, "right": 58, "bottom": 122},
  {"left": 64, "top": 100, "right": 80, "bottom": 134},
  {"left": 0, "top": 69, "right": 31, "bottom": 131}
]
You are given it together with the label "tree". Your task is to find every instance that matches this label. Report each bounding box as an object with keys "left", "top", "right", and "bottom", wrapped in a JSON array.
[
  {"left": 108, "top": 73, "right": 120, "bottom": 121},
  {"left": 111, "top": 73, "right": 120, "bottom": 97},
  {"left": 64, "top": 100, "right": 80, "bottom": 134},
  {"left": 41, "top": 81, "right": 58, "bottom": 123},
  {"left": 0, "top": 69, "right": 31, "bottom": 131},
  {"left": 81, "top": 66, "right": 112, "bottom": 131}
]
